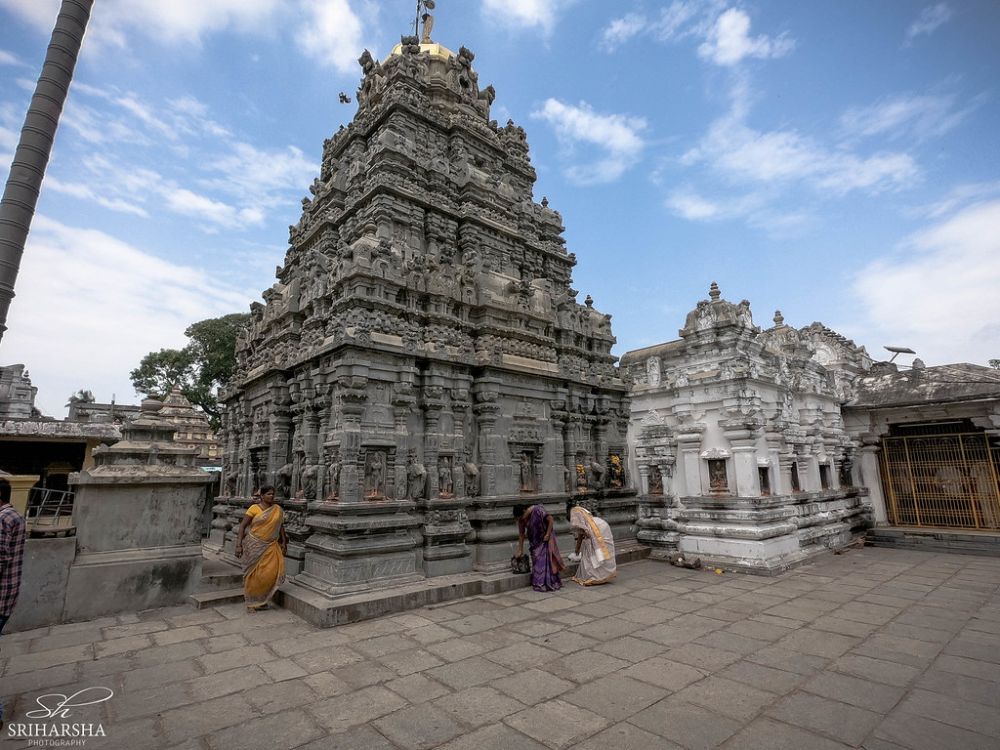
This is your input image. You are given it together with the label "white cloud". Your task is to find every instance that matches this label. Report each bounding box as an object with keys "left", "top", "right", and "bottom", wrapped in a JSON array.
[
  {"left": 665, "top": 185, "right": 812, "bottom": 237},
  {"left": 697, "top": 8, "right": 794, "bottom": 66},
  {"left": 666, "top": 189, "right": 722, "bottom": 220},
  {"left": 203, "top": 142, "right": 317, "bottom": 204},
  {"left": 296, "top": 0, "right": 370, "bottom": 73},
  {"left": 0, "top": 0, "right": 281, "bottom": 47},
  {"left": 905, "top": 3, "right": 953, "bottom": 43},
  {"left": 40, "top": 82, "right": 317, "bottom": 229},
  {"left": 683, "top": 115, "right": 919, "bottom": 195},
  {"left": 600, "top": 13, "right": 646, "bottom": 52},
  {"left": 917, "top": 181, "right": 1000, "bottom": 219},
  {"left": 853, "top": 198, "right": 1000, "bottom": 365},
  {"left": 2, "top": 215, "right": 251, "bottom": 416},
  {"left": 0, "top": 49, "right": 25, "bottom": 67},
  {"left": 483, "top": 0, "right": 576, "bottom": 35},
  {"left": 600, "top": 1, "right": 727, "bottom": 52},
  {"left": 531, "top": 98, "right": 647, "bottom": 185},
  {"left": 0, "top": 0, "right": 369, "bottom": 74},
  {"left": 45, "top": 176, "right": 149, "bottom": 217},
  {"left": 840, "top": 92, "right": 973, "bottom": 142}
]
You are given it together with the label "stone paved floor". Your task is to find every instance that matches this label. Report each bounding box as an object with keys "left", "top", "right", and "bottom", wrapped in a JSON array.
[{"left": 2, "top": 547, "right": 999, "bottom": 750}]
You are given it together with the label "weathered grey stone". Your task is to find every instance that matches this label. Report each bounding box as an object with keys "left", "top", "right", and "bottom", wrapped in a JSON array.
[
  {"left": 630, "top": 698, "right": 742, "bottom": 750},
  {"left": 561, "top": 673, "right": 667, "bottom": 722},
  {"left": 505, "top": 699, "right": 610, "bottom": 749},
  {"left": 766, "top": 691, "right": 882, "bottom": 746},
  {"left": 721, "top": 717, "right": 855, "bottom": 750},
  {"left": 436, "top": 723, "right": 549, "bottom": 750}
]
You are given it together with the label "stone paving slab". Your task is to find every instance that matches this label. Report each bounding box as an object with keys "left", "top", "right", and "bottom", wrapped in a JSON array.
[{"left": 2, "top": 547, "right": 999, "bottom": 750}]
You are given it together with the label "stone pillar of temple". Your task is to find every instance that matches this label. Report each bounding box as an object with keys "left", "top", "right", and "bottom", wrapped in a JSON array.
[{"left": 858, "top": 433, "right": 888, "bottom": 524}]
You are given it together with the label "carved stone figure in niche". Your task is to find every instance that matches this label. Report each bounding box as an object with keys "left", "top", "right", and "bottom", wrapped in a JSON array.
[
  {"left": 519, "top": 451, "right": 536, "bottom": 493},
  {"left": 576, "top": 460, "right": 588, "bottom": 492},
  {"left": 438, "top": 456, "right": 454, "bottom": 498},
  {"left": 301, "top": 463, "right": 319, "bottom": 499},
  {"left": 648, "top": 465, "right": 664, "bottom": 495},
  {"left": 276, "top": 462, "right": 294, "bottom": 499},
  {"left": 839, "top": 461, "right": 853, "bottom": 488},
  {"left": 464, "top": 462, "right": 480, "bottom": 497},
  {"left": 325, "top": 452, "right": 341, "bottom": 500},
  {"left": 406, "top": 454, "right": 427, "bottom": 500},
  {"left": 365, "top": 451, "right": 387, "bottom": 499},
  {"left": 589, "top": 458, "right": 606, "bottom": 489},
  {"left": 225, "top": 473, "right": 238, "bottom": 497},
  {"left": 609, "top": 454, "right": 624, "bottom": 489},
  {"left": 708, "top": 459, "right": 729, "bottom": 494}
]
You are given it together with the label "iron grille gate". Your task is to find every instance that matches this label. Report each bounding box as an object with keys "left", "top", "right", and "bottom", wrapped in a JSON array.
[{"left": 880, "top": 432, "right": 1000, "bottom": 530}]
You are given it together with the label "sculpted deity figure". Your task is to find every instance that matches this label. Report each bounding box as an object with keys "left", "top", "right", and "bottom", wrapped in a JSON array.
[
  {"left": 301, "top": 463, "right": 319, "bottom": 499},
  {"left": 365, "top": 451, "right": 387, "bottom": 499},
  {"left": 519, "top": 451, "right": 536, "bottom": 493},
  {"left": 407, "top": 454, "right": 427, "bottom": 500},
  {"left": 589, "top": 458, "right": 606, "bottom": 489},
  {"left": 276, "top": 462, "right": 294, "bottom": 499},
  {"left": 463, "top": 462, "right": 480, "bottom": 497},
  {"left": 648, "top": 465, "right": 664, "bottom": 495},
  {"left": 438, "top": 456, "right": 454, "bottom": 498},
  {"left": 325, "top": 452, "right": 341, "bottom": 500},
  {"left": 609, "top": 454, "right": 624, "bottom": 489},
  {"left": 576, "top": 461, "right": 588, "bottom": 491}
]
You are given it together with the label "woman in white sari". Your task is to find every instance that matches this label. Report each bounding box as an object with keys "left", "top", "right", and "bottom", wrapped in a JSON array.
[{"left": 569, "top": 505, "right": 617, "bottom": 586}]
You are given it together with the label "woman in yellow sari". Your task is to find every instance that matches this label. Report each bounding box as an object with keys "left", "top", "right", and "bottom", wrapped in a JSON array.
[
  {"left": 568, "top": 505, "right": 617, "bottom": 586},
  {"left": 235, "top": 485, "right": 287, "bottom": 612}
]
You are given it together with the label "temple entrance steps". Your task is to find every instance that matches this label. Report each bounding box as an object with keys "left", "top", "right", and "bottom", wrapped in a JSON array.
[
  {"left": 866, "top": 526, "right": 1000, "bottom": 557},
  {"left": 189, "top": 556, "right": 243, "bottom": 609},
  {"left": 189, "top": 543, "right": 650, "bottom": 617}
]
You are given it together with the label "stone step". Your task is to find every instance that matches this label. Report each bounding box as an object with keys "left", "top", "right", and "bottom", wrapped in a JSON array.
[
  {"left": 196, "top": 571, "right": 243, "bottom": 592},
  {"left": 866, "top": 527, "right": 1000, "bottom": 557},
  {"left": 189, "top": 587, "right": 244, "bottom": 609}
]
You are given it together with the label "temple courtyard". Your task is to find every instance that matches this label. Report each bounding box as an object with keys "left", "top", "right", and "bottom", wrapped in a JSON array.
[{"left": 2, "top": 547, "right": 999, "bottom": 750}]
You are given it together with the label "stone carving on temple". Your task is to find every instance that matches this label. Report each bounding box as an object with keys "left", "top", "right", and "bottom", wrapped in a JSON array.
[
  {"left": 407, "top": 454, "right": 427, "bottom": 499},
  {"left": 608, "top": 454, "right": 624, "bottom": 489},
  {"left": 648, "top": 465, "right": 664, "bottom": 495},
  {"left": 364, "top": 451, "right": 387, "bottom": 499},
  {"left": 518, "top": 451, "right": 536, "bottom": 493},
  {"left": 301, "top": 463, "right": 319, "bottom": 500},
  {"left": 276, "top": 461, "right": 294, "bottom": 499},
  {"left": 437, "top": 455, "right": 454, "bottom": 498}
]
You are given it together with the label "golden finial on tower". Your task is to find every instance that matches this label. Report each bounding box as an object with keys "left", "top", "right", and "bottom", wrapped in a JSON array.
[{"left": 415, "top": 0, "right": 436, "bottom": 44}]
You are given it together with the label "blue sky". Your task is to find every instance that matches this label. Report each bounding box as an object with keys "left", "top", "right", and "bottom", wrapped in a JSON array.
[{"left": 1, "top": 0, "right": 998, "bottom": 416}]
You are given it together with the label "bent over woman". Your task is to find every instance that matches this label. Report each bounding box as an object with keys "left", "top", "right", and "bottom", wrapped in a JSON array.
[
  {"left": 569, "top": 505, "right": 617, "bottom": 586},
  {"left": 235, "top": 485, "right": 287, "bottom": 612}
]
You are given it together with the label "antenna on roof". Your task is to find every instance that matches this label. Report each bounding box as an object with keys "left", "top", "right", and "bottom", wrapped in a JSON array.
[{"left": 883, "top": 345, "right": 916, "bottom": 363}]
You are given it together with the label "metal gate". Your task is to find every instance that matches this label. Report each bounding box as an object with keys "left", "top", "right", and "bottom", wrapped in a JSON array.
[{"left": 881, "top": 432, "right": 1000, "bottom": 530}]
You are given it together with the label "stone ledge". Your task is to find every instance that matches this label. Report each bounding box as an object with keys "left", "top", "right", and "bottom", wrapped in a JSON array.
[{"left": 276, "top": 542, "right": 649, "bottom": 627}]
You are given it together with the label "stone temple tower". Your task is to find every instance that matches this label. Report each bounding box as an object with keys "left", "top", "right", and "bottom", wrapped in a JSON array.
[{"left": 216, "top": 28, "right": 636, "bottom": 606}]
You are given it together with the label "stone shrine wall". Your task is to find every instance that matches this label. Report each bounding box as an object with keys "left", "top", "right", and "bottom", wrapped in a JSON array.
[{"left": 622, "top": 284, "right": 872, "bottom": 573}]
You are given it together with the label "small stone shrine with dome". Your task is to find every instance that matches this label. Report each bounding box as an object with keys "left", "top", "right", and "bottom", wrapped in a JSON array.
[{"left": 213, "top": 14, "right": 636, "bottom": 612}]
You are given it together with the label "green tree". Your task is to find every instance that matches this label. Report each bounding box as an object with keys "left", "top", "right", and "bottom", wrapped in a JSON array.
[
  {"left": 130, "top": 313, "right": 249, "bottom": 429},
  {"left": 990, "top": 359, "right": 1000, "bottom": 369}
]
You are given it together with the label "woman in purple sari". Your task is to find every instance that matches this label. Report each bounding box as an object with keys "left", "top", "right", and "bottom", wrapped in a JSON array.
[{"left": 514, "top": 504, "right": 565, "bottom": 591}]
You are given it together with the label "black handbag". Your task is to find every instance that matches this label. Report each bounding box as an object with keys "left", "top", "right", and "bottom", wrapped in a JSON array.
[{"left": 511, "top": 553, "right": 531, "bottom": 574}]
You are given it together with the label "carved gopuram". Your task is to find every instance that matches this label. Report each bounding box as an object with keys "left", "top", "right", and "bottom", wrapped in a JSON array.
[
  {"left": 622, "top": 284, "right": 872, "bottom": 574},
  {"left": 212, "top": 26, "right": 636, "bottom": 619}
]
